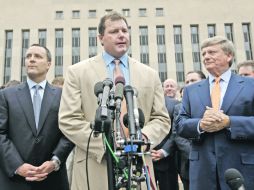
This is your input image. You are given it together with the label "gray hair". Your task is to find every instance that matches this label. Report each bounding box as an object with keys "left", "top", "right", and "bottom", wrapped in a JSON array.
[{"left": 201, "top": 36, "right": 235, "bottom": 66}]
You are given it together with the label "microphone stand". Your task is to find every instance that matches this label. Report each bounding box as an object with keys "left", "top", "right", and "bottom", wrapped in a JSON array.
[{"left": 104, "top": 111, "right": 116, "bottom": 190}]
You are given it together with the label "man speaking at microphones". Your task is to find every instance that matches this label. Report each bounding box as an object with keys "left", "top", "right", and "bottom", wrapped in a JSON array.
[{"left": 59, "top": 11, "right": 170, "bottom": 190}]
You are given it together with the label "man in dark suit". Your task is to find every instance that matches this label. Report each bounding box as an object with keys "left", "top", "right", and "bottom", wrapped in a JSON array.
[
  {"left": 0, "top": 44, "right": 74, "bottom": 190},
  {"left": 152, "top": 71, "right": 206, "bottom": 190},
  {"left": 151, "top": 78, "right": 180, "bottom": 190},
  {"left": 176, "top": 36, "right": 254, "bottom": 190}
]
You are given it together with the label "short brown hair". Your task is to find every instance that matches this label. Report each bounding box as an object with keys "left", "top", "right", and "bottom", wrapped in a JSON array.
[{"left": 98, "top": 11, "right": 128, "bottom": 35}]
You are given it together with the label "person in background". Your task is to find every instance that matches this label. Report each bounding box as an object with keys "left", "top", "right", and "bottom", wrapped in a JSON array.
[
  {"left": 4, "top": 80, "right": 21, "bottom": 88},
  {"left": 237, "top": 60, "right": 254, "bottom": 77},
  {"left": 51, "top": 76, "right": 65, "bottom": 87},
  {"left": 152, "top": 78, "right": 180, "bottom": 190},
  {"left": 58, "top": 11, "right": 170, "bottom": 190},
  {"left": 176, "top": 36, "right": 254, "bottom": 190},
  {"left": 51, "top": 76, "right": 74, "bottom": 188},
  {"left": 0, "top": 44, "right": 74, "bottom": 190},
  {"left": 152, "top": 71, "right": 206, "bottom": 190}
]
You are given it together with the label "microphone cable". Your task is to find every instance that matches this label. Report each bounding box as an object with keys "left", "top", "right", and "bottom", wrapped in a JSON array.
[{"left": 86, "top": 129, "right": 94, "bottom": 190}]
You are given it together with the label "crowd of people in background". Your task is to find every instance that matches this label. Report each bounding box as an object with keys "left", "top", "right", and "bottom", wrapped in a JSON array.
[{"left": 1, "top": 11, "right": 254, "bottom": 190}]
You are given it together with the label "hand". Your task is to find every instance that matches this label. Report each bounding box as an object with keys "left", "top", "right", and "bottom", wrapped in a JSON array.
[
  {"left": 151, "top": 149, "right": 165, "bottom": 161},
  {"left": 37, "top": 161, "right": 55, "bottom": 174},
  {"left": 16, "top": 163, "right": 48, "bottom": 181},
  {"left": 200, "top": 107, "right": 230, "bottom": 133}
]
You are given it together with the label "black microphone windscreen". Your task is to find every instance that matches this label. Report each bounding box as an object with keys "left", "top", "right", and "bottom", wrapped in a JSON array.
[
  {"left": 94, "top": 82, "right": 103, "bottom": 97},
  {"left": 138, "top": 108, "right": 145, "bottom": 128},
  {"left": 224, "top": 168, "right": 244, "bottom": 189},
  {"left": 123, "top": 113, "right": 128, "bottom": 127},
  {"left": 123, "top": 109, "right": 145, "bottom": 129}
]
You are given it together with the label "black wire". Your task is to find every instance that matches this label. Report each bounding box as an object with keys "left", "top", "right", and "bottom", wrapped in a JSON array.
[{"left": 86, "top": 129, "right": 94, "bottom": 190}]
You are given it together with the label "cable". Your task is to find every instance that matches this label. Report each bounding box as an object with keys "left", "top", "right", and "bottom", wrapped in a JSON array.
[
  {"left": 86, "top": 129, "right": 94, "bottom": 190},
  {"left": 103, "top": 134, "right": 128, "bottom": 179}
]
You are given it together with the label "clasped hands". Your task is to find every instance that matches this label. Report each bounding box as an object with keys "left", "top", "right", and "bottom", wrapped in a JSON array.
[
  {"left": 16, "top": 161, "right": 55, "bottom": 181},
  {"left": 200, "top": 106, "right": 230, "bottom": 133}
]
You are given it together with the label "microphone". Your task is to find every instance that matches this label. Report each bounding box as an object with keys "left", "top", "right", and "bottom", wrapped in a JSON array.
[
  {"left": 94, "top": 82, "right": 103, "bottom": 105},
  {"left": 114, "top": 76, "right": 125, "bottom": 111},
  {"left": 123, "top": 109, "right": 145, "bottom": 130},
  {"left": 225, "top": 168, "right": 245, "bottom": 190},
  {"left": 101, "top": 78, "right": 113, "bottom": 119},
  {"left": 124, "top": 85, "right": 136, "bottom": 136},
  {"left": 132, "top": 87, "right": 139, "bottom": 128},
  {"left": 137, "top": 108, "right": 145, "bottom": 129}
]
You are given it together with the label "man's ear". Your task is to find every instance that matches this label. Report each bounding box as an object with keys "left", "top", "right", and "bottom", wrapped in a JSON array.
[{"left": 98, "top": 34, "right": 104, "bottom": 46}]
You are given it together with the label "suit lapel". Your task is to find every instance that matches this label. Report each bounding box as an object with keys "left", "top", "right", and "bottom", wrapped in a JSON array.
[
  {"left": 91, "top": 55, "right": 109, "bottom": 81},
  {"left": 16, "top": 83, "right": 37, "bottom": 135},
  {"left": 197, "top": 79, "right": 212, "bottom": 108},
  {"left": 37, "top": 83, "right": 56, "bottom": 133},
  {"left": 128, "top": 57, "right": 138, "bottom": 87},
  {"left": 221, "top": 74, "right": 244, "bottom": 113}
]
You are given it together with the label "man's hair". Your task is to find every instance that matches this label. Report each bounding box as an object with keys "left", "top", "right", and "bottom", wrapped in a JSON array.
[
  {"left": 201, "top": 36, "right": 235, "bottom": 67},
  {"left": 4, "top": 80, "right": 21, "bottom": 88},
  {"left": 30, "top": 43, "right": 52, "bottom": 62},
  {"left": 237, "top": 60, "right": 254, "bottom": 71},
  {"left": 98, "top": 11, "right": 128, "bottom": 35},
  {"left": 186, "top": 70, "right": 206, "bottom": 79},
  {"left": 52, "top": 76, "right": 65, "bottom": 86}
]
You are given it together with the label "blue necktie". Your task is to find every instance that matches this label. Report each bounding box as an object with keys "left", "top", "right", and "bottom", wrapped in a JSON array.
[{"left": 33, "top": 85, "right": 41, "bottom": 129}]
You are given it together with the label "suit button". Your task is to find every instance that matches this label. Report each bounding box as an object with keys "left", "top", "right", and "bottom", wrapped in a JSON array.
[{"left": 35, "top": 138, "right": 40, "bottom": 143}]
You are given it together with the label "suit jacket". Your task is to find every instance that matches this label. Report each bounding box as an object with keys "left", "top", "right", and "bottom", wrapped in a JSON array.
[
  {"left": 0, "top": 82, "right": 74, "bottom": 190},
  {"left": 176, "top": 74, "right": 254, "bottom": 190},
  {"left": 153, "top": 97, "right": 179, "bottom": 171},
  {"left": 59, "top": 54, "right": 170, "bottom": 190}
]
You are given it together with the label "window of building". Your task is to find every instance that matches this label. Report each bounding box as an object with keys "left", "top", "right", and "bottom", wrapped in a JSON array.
[
  {"left": 242, "top": 23, "right": 253, "bottom": 60},
  {"left": 105, "top": 9, "right": 113, "bottom": 14},
  {"left": 122, "top": 9, "right": 130, "bottom": 17},
  {"left": 225, "top": 23, "right": 234, "bottom": 42},
  {"left": 173, "top": 25, "right": 185, "bottom": 85},
  {"left": 88, "top": 27, "right": 97, "bottom": 58},
  {"left": 55, "top": 29, "right": 63, "bottom": 77},
  {"left": 21, "top": 30, "right": 30, "bottom": 82},
  {"left": 139, "top": 26, "right": 149, "bottom": 65},
  {"left": 156, "top": 8, "right": 164, "bottom": 17},
  {"left": 55, "top": 11, "right": 64, "bottom": 19},
  {"left": 72, "top": 28, "right": 80, "bottom": 64},
  {"left": 72, "top": 10, "right": 80, "bottom": 19},
  {"left": 156, "top": 26, "right": 167, "bottom": 82},
  {"left": 139, "top": 8, "right": 147, "bottom": 17},
  {"left": 38, "top": 29, "right": 47, "bottom": 47},
  {"left": 225, "top": 23, "right": 237, "bottom": 72},
  {"left": 190, "top": 25, "right": 201, "bottom": 70},
  {"left": 4, "top": 31, "right": 13, "bottom": 84},
  {"left": 207, "top": 24, "right": 216, "bottom": 38},
  {"left": 88, "top": 10, "right": 96, "bottom": 18}
]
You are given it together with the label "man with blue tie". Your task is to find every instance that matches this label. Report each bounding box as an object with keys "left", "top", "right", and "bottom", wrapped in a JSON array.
[
  {"left": 176, "top": 36, "right": 254, "bottom": 190},
  {"left": 0, "top": 44, "right": 74, "bottom": 190}
]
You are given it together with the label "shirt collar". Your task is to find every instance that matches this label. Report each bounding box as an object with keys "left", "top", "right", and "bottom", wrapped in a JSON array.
[
  {"left": 209, "top": 69, "right": 232, "bottom": 84},
  {"left": 102, "top": 51, "right": 129, "bottom": 68},
  {"left": 27, "top": 77, "right": 47, "bottom": 90}
]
